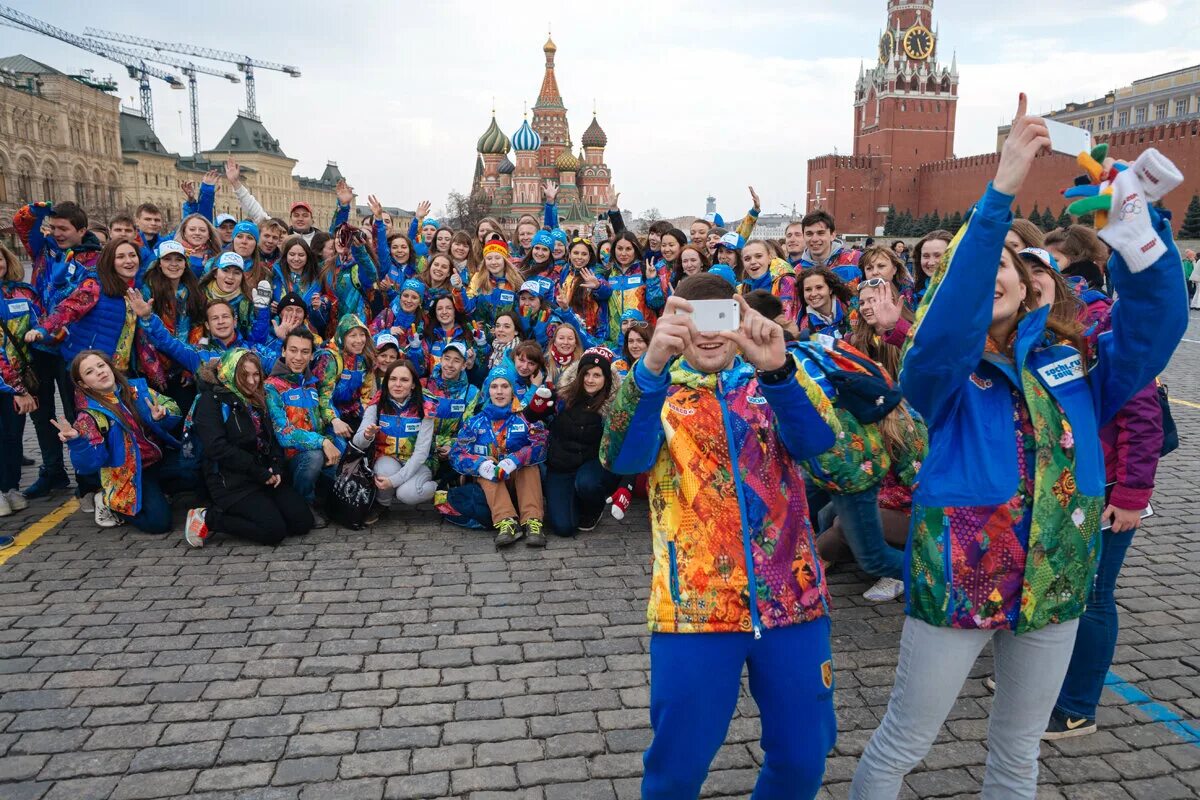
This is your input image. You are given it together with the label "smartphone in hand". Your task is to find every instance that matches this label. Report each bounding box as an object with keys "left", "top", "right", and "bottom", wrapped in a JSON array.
[{"left": 679, "top": 299, "right": 740, "bottom": 332}]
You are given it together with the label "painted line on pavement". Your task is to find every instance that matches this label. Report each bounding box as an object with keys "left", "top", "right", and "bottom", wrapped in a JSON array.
[
  {"left": 1180, "top": 338, "right": 1200, "bottom": 346},
  {"left": 1106, "top": 671, "right": 1200, "bottom": 746},
  {"left": 1169, "top": 397, "right": 1200, "bottom": 410},
  {"left": 0, "top": 498, "right": 78, "bottom": 566}
]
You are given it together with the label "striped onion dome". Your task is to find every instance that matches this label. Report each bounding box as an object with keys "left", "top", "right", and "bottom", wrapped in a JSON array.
[
  {"left": 476, "top": 115, "right": 510, "bottom": 155},
  {"left": 511, "top": 118, "right": 542, "bottom": 152},
  {"left": 498, "top": 157, "right": 515, "bottom": 175}
]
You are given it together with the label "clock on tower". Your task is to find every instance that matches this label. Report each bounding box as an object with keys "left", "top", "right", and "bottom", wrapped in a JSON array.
[
  {"left": 878, "top": 31, "right": 894, "bottom": 64},
  {"left": 903, "top": 25, "right": 934, "bottom": 60}
]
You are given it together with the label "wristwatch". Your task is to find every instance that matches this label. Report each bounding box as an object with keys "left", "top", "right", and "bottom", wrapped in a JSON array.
[{"left": 756, "top": 355, "right": 795, "bottom": 385}]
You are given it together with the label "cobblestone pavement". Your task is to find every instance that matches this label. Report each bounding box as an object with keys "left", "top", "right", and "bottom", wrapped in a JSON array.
[{"left": 2, "top": 317, "right": 1200, "bottom": 800}]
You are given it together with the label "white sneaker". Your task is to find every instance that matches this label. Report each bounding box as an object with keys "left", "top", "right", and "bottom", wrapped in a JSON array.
[
  {"left": 78, "top": 493, "right": 95, "bottom": 513},
  {"left": 863, "top": 576, "right": 905, "bottom": 602},
  {"left": 0, "top": 492, "right": 12, "bottom": 517},
  {"left": 94, "top": 493, "right": 121, "bottom": 528},
  {"left": 5, "top": 489, "right": 28, "bottom": 511}
]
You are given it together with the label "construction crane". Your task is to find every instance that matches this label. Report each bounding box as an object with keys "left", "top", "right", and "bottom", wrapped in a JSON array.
[
  {"left": 83, "top": 37, "right": 239, "bottom": 156},
  {"left": 83, "top": 27, "right": 300, "bottom": 118},
  {"left": 0, "top": 5, "right": 183, "bottom": 128}
]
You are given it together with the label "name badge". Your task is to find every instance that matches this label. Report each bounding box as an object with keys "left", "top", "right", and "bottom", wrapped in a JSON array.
[
  {"left": 499, "top": 291, "right": 515, "bottom": 304},
  {"left": 473, "top": 444, "right": 490, "bottom": 455},
  {"left": 748, "top": 395, "right": 768, "bottom": 405},
  {"left": 340, "top": 370, "right": 353, "bottom": 380},
  {"left": 6, "top": 300, "right": 30, "bottom": 315},
  {"left": 450, "top": 402, "right": 466, "bottom": 414},
  {"left": 627, "top": 276, "right": 642, "bottom": 287},
  {"left": 510, "top": 423, "right": 526, "bottom": 433},
  {"left": 1037, "top": 355, "right": 1084, "bottom": 387},
  {"left": 404, "top": 421, "right": 421, "bottom": 433}
]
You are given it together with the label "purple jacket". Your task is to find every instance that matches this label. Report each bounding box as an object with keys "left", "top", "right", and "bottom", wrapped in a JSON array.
[{"left": 1084, "top": 296, "right": 1163, "bottom": 511}]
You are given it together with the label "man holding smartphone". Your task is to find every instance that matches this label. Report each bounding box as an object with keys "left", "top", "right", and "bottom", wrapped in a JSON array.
[{"left": 601, "top": 273, "right": 838, "bottom": 800}]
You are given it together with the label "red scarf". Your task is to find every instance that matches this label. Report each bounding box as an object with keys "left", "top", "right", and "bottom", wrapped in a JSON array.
[{"left": 550, "top": 345, "right": 575, "bottom": 367}]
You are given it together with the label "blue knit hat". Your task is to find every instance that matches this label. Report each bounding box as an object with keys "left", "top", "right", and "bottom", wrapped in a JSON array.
[
  {"left": 400, "top": 279, "right": 426, "bottom": 300},
  {"left": 550, "top": 229, "right": 569, "bottom": 249},
  {"left": 709, "top": 263, "right": 737, "bottom": 288},
  {"left": 232, "top": 220, "right": 259, "bottom": 242},
  {"left": 485, "top": 361, "right": 518, "bottom": 393},
  {"left": 531, "top": 230, "right": 554, "bottom": 250},
  {"left": 619, "top": 309, "right": 646, "bottom": 324},
  {"left": 422, "top": 218, "right": 440, "bottom": 230}
]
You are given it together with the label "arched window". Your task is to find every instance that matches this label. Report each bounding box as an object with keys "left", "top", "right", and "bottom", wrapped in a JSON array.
[
  {"left": 941, "top": 77, "right": 951, "bottom": 93},
  {"left": 927, "top": 77, "right": 938, "bottom": 93},
  {"left": 0, "top": 163, "right": 8, "bottom": 203},
  {"left": 41, "top": 161, "right": 56, "bottom": 200},
  {"left": 910, "top": 75, "right": 919, "bottom": 91},
  {"left": 17, "top": 157, "right": 35, "bottom": 203}
]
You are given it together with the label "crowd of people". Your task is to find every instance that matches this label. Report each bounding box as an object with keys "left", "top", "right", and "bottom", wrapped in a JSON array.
[{"left": 0, "top": 93, "right": 1191, "bottom": 799}]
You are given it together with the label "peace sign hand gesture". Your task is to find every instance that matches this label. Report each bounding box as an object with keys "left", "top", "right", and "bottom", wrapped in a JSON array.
[{"left": 50, "top": 416, "right": 79, "bottom": 442}]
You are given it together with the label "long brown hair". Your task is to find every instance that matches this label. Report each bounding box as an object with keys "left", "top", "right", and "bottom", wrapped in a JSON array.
[
  {"left": 1004, "top": 244, "right": 1087, "bottom": 360},
  {"left": 562, "top": 357, "right": 613, "bottom": 412},
  {"left": 0, "top": 244, "right": 23, "bottom": 282},
  {"left": 278, "top": 236, "right": 321, "bottom": 286},
  {"left": 1008, "top": 219, "right": 1045, "bottom": 249},
  {"left": 852, "top": 281, "right": 913, "bottom": 380},
  {"left": 144, "top": 255, "right": 204, "bottom": 325},
  {"left": 234, "top": 351, "right": 267, "bottom": 409},
  {"left": 422, "top": 253, "right": 455, "bottom": 292},
  {"left": 799, "top": 266, "right": 853, "bottom": 312},
  {"left": 71, "top": 350, "right": 139, "bottom": 426},
  {"left": 450, "top": 230, "right": 480, "bottom": 275},
  {"left": 859, "top": 245, "right": 913, "bottom": 295},
  {"left": 913, "top": 229, "right": 953, "bottom": 295},
  {"left": 95, "top": 239, "right": 140, "bottom": 298},
  {"left": 174, "top": 213, "right": 222, "bottom": 256}
]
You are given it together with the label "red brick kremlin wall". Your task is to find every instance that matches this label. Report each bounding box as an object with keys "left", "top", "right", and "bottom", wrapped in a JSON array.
[{"left": 919, "top": 121, "right": 1200, "bottom": 223}]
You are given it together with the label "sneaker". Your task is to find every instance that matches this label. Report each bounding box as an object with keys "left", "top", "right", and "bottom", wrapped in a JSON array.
[
  {"left": 93, "top": 493, "right": 121, "bottom": 528},
  {"left": 78, "top": 492, "right": 95, "bottom": 513},
  {"left": 0, "top": 492, "right": 11, "bottom": 518},
  {"left": 863, "top": 576, "right": 905, "bottom": 602},
  {"left": 365, "top": 505, "right": 384, "bottom": 526},
  {"left": 524, "top": 518, "right": 546, "bottom": 547},
  {"left": 310, "top": 507, "right": 328, "bottom": 530},
  {"left": 1042, "top": 709, "right": 1096, "bottom": 740},
  {"left": 982, "top": 676, "right": 996, "bottom": 693},
  {"left": 184, "top": 508, "right": 209, "bottom": 548},
  {"left": 5, "top": 490, "right": 28, "bottom": 511},
  {"left": 23, "top": 471, "right": 70, "bottom": 499},
  {"left": 577, "top": 507, "right": 604, "bottom": 532},
  {"left": 494, "top": 518, "right": 522, "bottom": 546}
]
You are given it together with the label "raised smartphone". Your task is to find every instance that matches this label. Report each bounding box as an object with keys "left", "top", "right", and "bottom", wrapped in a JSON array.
[
  {"left": 1044, "top": 117, "right": 1092, "bottom": 157},
  {"left": 681, "top": 299, "right": 740, "bottom": 333}
]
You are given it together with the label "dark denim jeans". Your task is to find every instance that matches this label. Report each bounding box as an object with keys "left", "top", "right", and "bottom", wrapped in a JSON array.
[
  {"left": 544, "top": 459, "right": 620, "bottom": 537},
  {"left": 819, "top": 483, "right": 903, "bottom": 579},
  {"left": 1055, "top": 528, "right": 1136, "bottom": 719}
]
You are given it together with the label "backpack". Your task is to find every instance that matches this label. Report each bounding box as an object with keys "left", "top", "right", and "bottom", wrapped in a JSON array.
[
  {"left": 330, "top": 441, "right": 377, "bottom": 530},
  {"left": 799, "top": 339, "right": 902, "bottom": 424},
  {"left": 177, "top": 394, "right": 229, "bottom": 476}
]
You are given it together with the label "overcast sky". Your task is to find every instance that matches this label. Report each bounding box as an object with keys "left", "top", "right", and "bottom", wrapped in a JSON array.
[{"left": 4, "top": 0, "right": 1198, "bottom": 218}]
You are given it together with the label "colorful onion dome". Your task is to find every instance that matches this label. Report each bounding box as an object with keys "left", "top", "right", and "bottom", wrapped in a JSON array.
[
  {"left": 476, "top": 115, "right": 510, "bottom": 155},
  {"left": 581, "top": 115, "right": 607, "bottom": 148},
  {"left": 555, "top": 149, "right": 579, "bottom": 172},
  {"left": 511, "top": 118, "right": 542, "bottom": 152},
  {"left": 498, "top": 157, "right": 515, "bottom": 175}
]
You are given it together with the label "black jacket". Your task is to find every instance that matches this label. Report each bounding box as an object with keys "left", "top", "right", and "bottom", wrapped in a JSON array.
[
  {"left": 546, "top": 400, "right": 605, "bottom": 473},
  {"left": 192, "top": 379, "right": 284, "bottom": 506}
]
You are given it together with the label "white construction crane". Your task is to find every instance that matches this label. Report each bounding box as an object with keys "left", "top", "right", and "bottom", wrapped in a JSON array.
[
  {"left": 83, "top": 27, "right": 300, "bottom": 118},
  {"left": 83, "top": 36, "right": 240, "bottom": 155},
  {"left": 0, "top": 5, "right": 184, "bottom": 128}
]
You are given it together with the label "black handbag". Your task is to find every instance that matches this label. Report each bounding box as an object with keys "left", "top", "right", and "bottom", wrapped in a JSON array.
[
  {"left": 330, "top": 441, "right": 377, "bottom": 530},
  {"left": 1156, "top": 380, "right": 1178, "bottom": 457}
]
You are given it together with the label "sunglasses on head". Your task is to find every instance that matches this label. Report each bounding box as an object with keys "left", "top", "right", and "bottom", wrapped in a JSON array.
[
  {"left": 570, "top": 236, "right": 592, "bottom": 245},
  {"left": 858, "top": 277, "right": 889, "bottom": 292}
]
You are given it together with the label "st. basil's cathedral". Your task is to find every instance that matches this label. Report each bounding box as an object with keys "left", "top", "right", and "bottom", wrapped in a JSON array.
[{"left": 472, "top": 36, "right": 613, "bottom": 229}]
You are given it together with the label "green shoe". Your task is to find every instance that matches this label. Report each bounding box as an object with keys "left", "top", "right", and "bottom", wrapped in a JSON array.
[
  {"left": 494, "top": 518, "right": 522, "bottom": 546},
  {"left": 524, "top": 518, "right": 546, "bottom": 548}
]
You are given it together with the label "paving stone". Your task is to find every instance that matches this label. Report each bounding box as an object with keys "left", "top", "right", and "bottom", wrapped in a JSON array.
[
  {"left": 385, "top": 771, "right": 450, "bottom": 799},
  {"left": 109, "top": 769, "right": 198, "bottom": 800},
  {"left": 271, "top": 756, "right": 341, "bottom": 785}
]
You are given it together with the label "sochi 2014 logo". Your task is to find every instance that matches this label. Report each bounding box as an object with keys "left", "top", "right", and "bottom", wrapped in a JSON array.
[{"left": 1117, "top": 192, "right": 1142, "bottom": 222}]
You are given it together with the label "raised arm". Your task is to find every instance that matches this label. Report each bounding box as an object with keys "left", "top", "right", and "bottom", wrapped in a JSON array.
[{"left": 225, "top": 160, "right": 269, "bottom": 224}]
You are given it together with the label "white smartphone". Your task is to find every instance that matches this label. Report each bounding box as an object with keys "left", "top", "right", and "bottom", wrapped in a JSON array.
[
  {"left": 1044, "top": 117, "right": 1092, "bottom": 157},
  {"left": 680, "top": 299, "right": 740, "bottom": 332}
]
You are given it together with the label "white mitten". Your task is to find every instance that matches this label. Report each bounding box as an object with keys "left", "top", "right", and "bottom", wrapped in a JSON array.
[
  {"left": 450, "top": 272, "right": 463, "bottom": 289},
  {"left": 1128, "top": 147, "right": 1183, "bottom": 203},
  {"left": 253, "top": 280, "right": 272, "bottom": 309},
  {"left": 1098, "top": 166, "right": 1167, "bottom": 273},
  {"left": 477, "top": 460, "right": 497, "bottom": 481},
  {"left": 497, "top": 458, "right": 519, "bottom": 478}
]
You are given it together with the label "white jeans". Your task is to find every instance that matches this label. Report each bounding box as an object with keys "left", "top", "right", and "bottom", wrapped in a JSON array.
[
  {"left": 374, "top": 456, "right": 436, "bottom": 507},
  {"left": 851, "top": 616, "right": 1079, "bottom": 799}
]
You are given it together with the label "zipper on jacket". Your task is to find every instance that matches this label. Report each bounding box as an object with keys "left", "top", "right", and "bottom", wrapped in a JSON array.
[{"left": 716, "top": 379, "right": 762, "bottom": 639}]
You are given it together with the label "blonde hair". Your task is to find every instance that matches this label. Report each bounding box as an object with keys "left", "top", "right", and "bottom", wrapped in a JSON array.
[
  {"left": 0, "top": 244, "right": 23, "bottom": 282},
  {"left": 1008, "top": 219, "right": 1045, "bottom": 249},
  {"left": 175, "top": 213, "right": 222, "bottom": 255},
  {"left": 469, "top": 255, "right": 523, "bottom": 295}
]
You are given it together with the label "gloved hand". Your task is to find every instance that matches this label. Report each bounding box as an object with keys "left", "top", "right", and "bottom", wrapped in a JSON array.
[
  {"left": 1065, "top": 147, "right": 1182, "bottom": 272},
  {"left": 497, "top": 458, "right": 519, "bottom": 479},
  {"left": 477, "top": 460, "right": 497, "bottom": 481},
  {"left": 408, "top": 332, "right": 422, "bottom": 351},
  {"left": 526, "top": 383, "right": 554, "bottom": 418},
  {"left": 253, "top": 280, "right": 272, "bottom": 310},
  {"left": 450, "top": 272, "right": 463, "bottom": 289}
]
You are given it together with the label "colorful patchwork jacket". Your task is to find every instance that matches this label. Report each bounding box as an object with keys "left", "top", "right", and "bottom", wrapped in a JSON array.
[
  {"left": 450, "top": 401, "right": 548, "bottom": 476},
  {"left": 0, "top": 281, "right": 43, "bottom": 394},
  {"left": 739, "top": 258, "right": 800, "bottom": 324},
  {"left": 265, "top": 362, "right": 329, "bottom": 459},
  {"left": 13, "top": 202, "right": 103, "bottom": 312},
  {"left": 899, "top": 183, "right": 1187, "bottom": 634},
  {"left": 600, "top": 356, "right": 836, "bottom": 636},
  {"left": 314, "top": 315, "right": 378, "bottom": 422},
  {"left": 67, "top": 379, "right": 181, "bottom": 517},
  {"left": 798, "top": 241, "right": 863, "bottom": 286}
]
